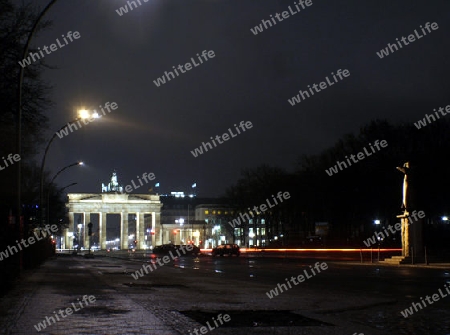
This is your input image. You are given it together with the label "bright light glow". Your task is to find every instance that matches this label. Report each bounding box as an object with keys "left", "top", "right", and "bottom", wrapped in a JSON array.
[
  {"left": 92, "top": 112, "right": 100, "bottom": 118},
  {"left": 179, "top": 218, "right": 184, "bottom": 225},
  {"left": 78, "top": 161, "right": 84, "bottom": 165},
  {"left": 115, "top": 238, "right": 120, "bottom": 242},
  {"left": 79, "top": 109, "right": 89, "bottom": 119},
  {"left": 442, "top": 216, "right": 448, "bottom": 221},
  {"left": 77, "top": 224, "right": 82, "bottom": 229},
  {"left": 374, "top": 220, "right": 381, "bottom": 225}
]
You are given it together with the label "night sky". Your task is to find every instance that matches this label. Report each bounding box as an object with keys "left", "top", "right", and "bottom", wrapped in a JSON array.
[{"left": 32, "top": 0, "right": 450, "bottom": 197}]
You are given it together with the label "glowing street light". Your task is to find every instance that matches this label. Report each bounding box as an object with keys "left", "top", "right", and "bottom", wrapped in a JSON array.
[
  {"left": 43, "top": 161, "right": 83, "bottom": 227},
  {"left": 79, "top": 109, "right": 89, "bottom": 119},
  {"left": 39, "top": 106, "right": 100, "bottom": 227},
  {"left": 79, "top": 108, "right": 100, "bottom": 119}
]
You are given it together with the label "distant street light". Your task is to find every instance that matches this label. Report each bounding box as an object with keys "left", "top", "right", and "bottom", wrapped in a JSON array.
[
  {"left": 374, "top": 220, "right": 381, "bottom": 225},
  {"left": 50, "top": 162, "right": 83, "bottom": 185},
  {"left": 42, "top": 161, "right": 83, "bottom": 227}
]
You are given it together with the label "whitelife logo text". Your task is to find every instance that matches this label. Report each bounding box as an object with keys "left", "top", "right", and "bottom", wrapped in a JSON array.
[
  {"left": 266, "top": 262, "right": 328, "bottom": 299},
  {"left": 131, "top": 244, "right": 194, "bottom": 280},
  {"left": 188, "top": 313, "right": 231, "bottom": 335},
  {"left": 19, "top": 31, "right": 81, "bottom": 68},
  {"left": 288, "top": 69, "right": 350, "bottom": 106},
  {"left": 401, "top": 283, "right": 450, "bottom": 318},
  {"left": 376, "top": 22, "right": 439, "bottom": 59},
  {"left": 228, "top": 192, "right": 290, "bottom": 228},
  {"left": 0, "top": 224, "right": 58, "bottom": 261},
  {"left": 34, "top": 295, "right": 96, "bottom": 331},
  {"left": 250, "top": 0, "right": 313, "bottom": 36},
  {"left": 191, "top": 121, "right": 253, "bottom": 158},
  {"left": 0, "top": 153, "right": 20, "bottom": 172},
  {"left": 153, "top": 50, "right": 216, "bottom": 87},
  {"left": 414, "top": 103, "right": 450, "bottom": 129},
  {"left": 325, "top": 140, "right": 388, "bottom": 176},
  {"left": 115, "top": 0, "right": 150, "bottom": 16}
]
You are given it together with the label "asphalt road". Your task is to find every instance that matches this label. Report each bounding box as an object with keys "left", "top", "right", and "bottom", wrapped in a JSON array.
[
  {"left": 103, "top": 252, "right": 450, "bottom": 334},
  {"left": 2, "top": 253, "right": 450, "bottom": 335}
]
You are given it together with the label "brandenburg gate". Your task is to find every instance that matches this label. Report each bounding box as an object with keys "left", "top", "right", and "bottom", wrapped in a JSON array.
[{"left": 64, "top": 172, "right": 162, "bottom": 250}]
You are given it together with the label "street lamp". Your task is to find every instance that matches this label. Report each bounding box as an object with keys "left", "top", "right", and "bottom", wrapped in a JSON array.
[
  {"left": 49, "top": 162, "right": 83, "bottom": 185},
  {"left": 42, "top": 161, "right": 83, "bottom": 227},
  {"left": 39, "top": 109, "right": 95, "bottom": 225}
]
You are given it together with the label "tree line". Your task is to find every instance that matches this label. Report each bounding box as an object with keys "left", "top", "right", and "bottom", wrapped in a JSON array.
[
  {"left": 225, "top": 119, "right": 450, "bottom": 252},
  {"left": 0, "top": 0, "right": 66, "bottom": 294}
]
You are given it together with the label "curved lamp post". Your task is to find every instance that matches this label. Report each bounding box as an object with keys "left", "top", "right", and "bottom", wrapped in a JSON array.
[
  {"left": 49, "top": 182, "right": 77, "bottom": 250},
  {"left": 46, "top": 162, "right": 84, "bottom": 227},
  {"left": 49, "top": 161, "right": 83, "bottom": 185},
  {"left": 42, "top": 161, "right": 83, "bottom": 227},
  {"left": 39, "top": 110, "right": 98, "bottom": 226}
]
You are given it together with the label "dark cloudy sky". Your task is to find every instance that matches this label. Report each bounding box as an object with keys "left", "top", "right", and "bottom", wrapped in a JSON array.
[{"left": 31, "top": 0, "right": 450, "bottom": 197}]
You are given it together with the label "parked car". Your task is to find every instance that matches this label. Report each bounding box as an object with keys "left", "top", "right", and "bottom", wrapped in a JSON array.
[
  {"left": 212, "top": 244, "right": 240, "bottom": 257},
  {"left": 152, "top": 243, "right": 200, "bottom": 256}
]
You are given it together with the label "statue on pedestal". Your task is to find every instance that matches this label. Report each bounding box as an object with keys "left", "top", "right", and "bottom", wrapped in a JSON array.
[
  {"left": 396, "top": 161, "right": 423, "bottom": 258},
  {"left": 396, "top": 162, "right": 410, "bottom": 256},
  {"left": 396, "top": 162, "right": 410, "bottom": 212},
  {"left": 102, "top": 171, "right": 123, "bottom": 193}
]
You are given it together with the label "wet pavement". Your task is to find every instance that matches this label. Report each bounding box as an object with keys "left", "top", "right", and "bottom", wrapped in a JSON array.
[{"left": 0, "top": 253, "right": 449, "bottom": 335}]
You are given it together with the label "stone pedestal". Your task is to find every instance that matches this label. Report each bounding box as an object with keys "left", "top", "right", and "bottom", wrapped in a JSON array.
[{"left": 398, "top": 211, "right": 423, "bottom": 257}]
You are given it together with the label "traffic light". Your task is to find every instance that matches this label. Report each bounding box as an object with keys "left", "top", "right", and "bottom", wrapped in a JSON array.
[{"left": 88, "top": 222, "right": 93, "bottom": 236}]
